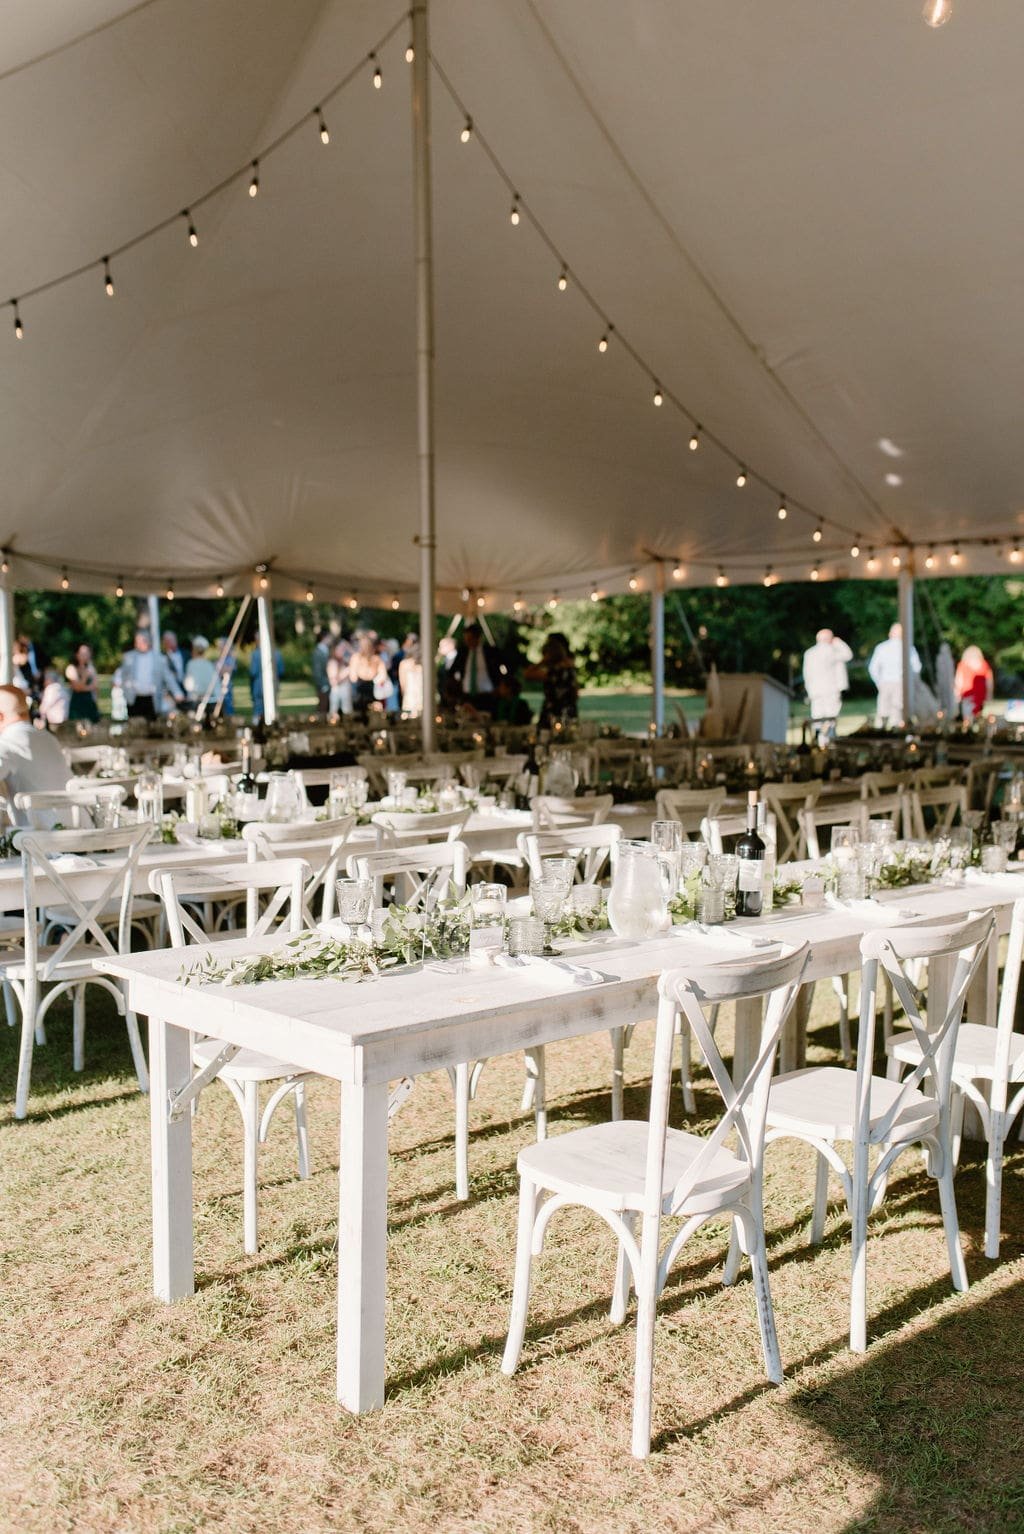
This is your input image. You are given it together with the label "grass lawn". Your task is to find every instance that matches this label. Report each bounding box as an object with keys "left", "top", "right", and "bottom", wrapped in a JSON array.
[{"left": 2, "top": 975, "right": 1022, "bottom": 1532}]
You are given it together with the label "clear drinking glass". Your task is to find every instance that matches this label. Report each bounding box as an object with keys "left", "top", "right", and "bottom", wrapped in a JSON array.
[
  {"left": 982, "top": 844, "right": 1008, "bottom": 873},
  {"left": 386, "top": 769, "right": 407, "bottom": 802},
  {"left": 470, "top": 883, "right": 506, "bottom": 957},
  {"left": 994, "top": 820, "right": 1019, "bottom": 854},
  {"left": 508, "top": 916, "right": 545, "bottom": 957},
  {"left": 650, "top": 819, "right": 683, "bottom": 895},
  {"left": 830, "top": 825, "right": 861, "bottom": 866},
  {"left": 336, "top": 878, "right": 373, "bottom": 926},
  {"left": 570, "top": 882, "right": 602, "bottom": 918},
  {"left": 264, "top": 772, "right": 299, "bottom": 823},
  {"left": 136, "top": 770, "right": 163, "bottom": 823},
  {"left": 678, "top": 841, "right": 708, "bottom": 878},
  {"left": 697, "top": 883, "right": 726, "bottom": 924},
  {"left": 328, "top": 770, "right": 352, "bottom": 818}
]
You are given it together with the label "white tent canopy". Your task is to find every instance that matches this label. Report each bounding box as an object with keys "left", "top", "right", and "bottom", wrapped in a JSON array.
[{"left": 0, "top": 0, "right": 1021, "bottom": 604}]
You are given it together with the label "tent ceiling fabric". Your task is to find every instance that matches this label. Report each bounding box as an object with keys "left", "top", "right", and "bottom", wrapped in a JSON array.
[{"left": 0, "top": 0, "right": 1021, "bottom": 602}]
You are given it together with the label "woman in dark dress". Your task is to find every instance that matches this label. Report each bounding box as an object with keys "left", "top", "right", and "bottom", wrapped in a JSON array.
[
  {"left": 65, "top": 643, "right": 101, "bottom": 722},
  {"left": 525, "top": 632, "right": 579, "bottom": 729}
]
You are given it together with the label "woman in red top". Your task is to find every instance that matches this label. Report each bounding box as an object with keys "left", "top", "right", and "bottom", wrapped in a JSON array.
[{"left": 954, "top": 645, "right": 994, "bottom": 718}]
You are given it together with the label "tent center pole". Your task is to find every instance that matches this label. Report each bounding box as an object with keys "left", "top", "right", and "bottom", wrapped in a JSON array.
[
  {"left": 0, "top": 584, "right": 13, "bottom": 686},
  {"left": 256, "top": 593, "right": 278, "bottom": 726},
  {"left": 651, "top": 564, "right": 666, "bottom": 735},
  {"left": 898, "top": 557, "right": 915, "bottom": 727},
  {"left": 411, "top": 0, "right": 437, "bottom": 751}
]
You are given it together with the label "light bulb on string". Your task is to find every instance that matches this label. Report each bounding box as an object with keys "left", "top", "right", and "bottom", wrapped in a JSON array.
[
  {"left": 812, "top": 522, "right": 823, "bottom": 543},
  {"left": 183, "top": 210, "right": 198, "bottom": 247},
  {"left": 777, "top": 497, "right": 787, "bottom": 520},
  {"left": 115, "top": 578, "right": 124, "bottom": 598},
  {"left": 509, "top": 195, "right": 520, "bottom": 226},
  {"left": 316, "top": 108, "right": 330, "bottom": 145},
  {"left": 950, "top": 543, "right": 962, "bottom": 567},
  {"left": 513, "top": 595, "right": 524, "bottom": 613},
  {"left": 891, "top": 553, "right": 901, "bottom": 570},
  {"left": 810, "top": 565, "right": 820, "bottom": 582},
  {"left": 165, "top": 582, "right": 175, "bottom": 601},
  {"left": 715, "top": 567, "right": 728, "bottom": 588},
  {"left": 460, "top": 117, "right": 473, "bottom": 143},
  {"left": 60, "top": 569, "right": 70, "bottom": 590},
  {"left": 924, "top": 547, "right": 936, "bottom": 569},
  {"left": 735, "top": 467, "right": 747, "bottom": 488},
  {"left": 763, "top": 567, "right": 774, "bottom": 588},
  {"left": 628, "top": 572, "right": 639, "bottom": 591},
  {"left": 850, "top": 538, "right": 861, "bottom": 559},
  {"left": 672, "top": 564, "right": 685, "bottom": 580},
  {"left": 371, "top": 53, "right": 382, "bottom": 88},
  {"left": 688, "top": 425, "right": 701, "bottom": 452},
  {"left": 590, "top": 588, "right": 600, "bottom": 602},
  {"left": 0, "top": 554, "right": 8, "bottom": 576},
  {"left": 103, "top": 259, "right": 114, "bottom": 297},
  {"left": 866, "top": 549, "right": 879, "bottom": 572},
  {"left": 476, "top": 595, "right": 485, "bottom": 609},
  {"left": 923, "top": 0, "right": 952, "bottom": 25},
  {"left": 557, "top": 266, "right": 568, "bottom": 292},
  {"left": 215, "top": 578, "right": 225, "bottom": 598},
  {"left": 249, "top": 161, "right": 260, "bottom": 197},
  {"left": 13, "top": 303, "right": 23, "bottom": 340},
  {"left": 652, "top": 384, "right": 663, "bottom": 407},
  {"left": 405, "top": 41, "right": 415, "bottom": 63},
  {"left": 348, "top": 597, "right": 358, "bottom": 610},
  {"left": 1010, "top": 543, "right": 1022, "bottom": 565},
  {"left": 391, "top": 598, "right": 400, "bottom": 611},
  {"left": 305, "top": 584, "right": 315, "bottom": 602},
  {"left": 597, "top": 331, "right": 609, "bottom": 353},
  {"left": 547, "top": 594, "right": 558, "bottom": 610}
]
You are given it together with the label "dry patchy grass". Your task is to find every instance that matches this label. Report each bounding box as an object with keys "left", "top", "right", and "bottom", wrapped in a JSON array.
[{"left": 1, "top": 984, "right": 1023, "bottom": 1534}]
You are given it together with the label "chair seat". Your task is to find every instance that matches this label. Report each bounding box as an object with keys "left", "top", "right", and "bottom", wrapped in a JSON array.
[
  {"left": 767, "top": 1066, "right": 939, "bottom": 1143},
  {"left": 516, "top": 1119, "right": 750, "bottom": 1216},
  {"left": 469, "top": 847, "right": 524, "bottom": 866},
  {"left": 0, "top": 945, "right": 117, "bottom": 981},
  {"left": 43, "top": 896, "right": 163, "bottom": 924},
  {"left": 887, "top": 1022, "right": 1024, "bottom": 1082},
  {"left": 192, "top": 1035, "right": 307, "bottom": 1083}
]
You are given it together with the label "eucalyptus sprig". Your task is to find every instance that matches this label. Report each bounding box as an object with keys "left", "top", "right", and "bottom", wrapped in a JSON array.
[
  {"left": 668, "top": 869, "right": 705, "bottom": 925},
  {"left": 546, "top": 902, "right": 610, "bottom": 940}
]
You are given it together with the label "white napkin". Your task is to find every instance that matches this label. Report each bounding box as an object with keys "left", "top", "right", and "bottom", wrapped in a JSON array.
[
  {"left": 825, "top": 893, "right": 918, "bottom": 925},
  {"left": 47, "top": 854, "right": 100, "bottom": 871},
  {"left": 493, "top": 953, "right": 611, "bottom": 987},
  {"left": 964, "top": 867, "right": 1024, "bottom": 885},
  {"left": 671, "top": 924, "right": 780, "bottom": 956}
]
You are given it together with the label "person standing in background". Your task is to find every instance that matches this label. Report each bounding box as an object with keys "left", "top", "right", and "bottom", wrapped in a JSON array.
[
  {"left": 868, "top": 621, "right": 921, "bottom": 727},
  {"left": 161, "top": 632, "right": 185, "bottom": 707},
  {"left": 801, "top": 628, "right": 853, "bottom": 743},
  {"left": 954, "top": 645, "right": 994, "bottom": 719},
  {"left": 65, "top": 642, "right": 100, "bottom": 722},
  {"left": 38, "top": 668, "right": 70, "bottom": 727},
  {"left": 311, "top": 628, "right": 332, "bottom": 715},
  {"left": 184, "top": 636, "right": 216, "bottom": 709}
]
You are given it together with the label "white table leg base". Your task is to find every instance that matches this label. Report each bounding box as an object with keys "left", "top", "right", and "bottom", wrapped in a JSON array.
[
  {"left": 149, "top": 1016, "right": 195, "bottom": 1301},
  {"left": 337, "top": 1080, "right": 390, "bottom": 1413}
]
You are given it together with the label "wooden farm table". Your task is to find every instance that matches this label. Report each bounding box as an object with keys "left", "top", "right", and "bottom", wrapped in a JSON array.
[{"left": 99, "top": 869, "right": 1024, "bottom": 1416}]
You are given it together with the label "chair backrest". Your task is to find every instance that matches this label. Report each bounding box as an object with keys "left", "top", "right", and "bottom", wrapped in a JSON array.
[
  {"left": 857, "top": 910, "right": 995, "bottom": 1149},
  {"left": 860, "top": 769, "right": 907, "bottom": 799},
  {"left": 862, "top": 789, "right": 906, "bottom": 838},
  {"left": 371, "top": 807, "right": 470, "bottom": 847},
  {"left": 517, "top": 824, "right": 621, "bottom": 884},
  {"left": 798, "top": 798, "right": 866, "bottom": 860},
  {"left": 15, "top": 788, "right": 125, "bottom": 829},
  {"left": 912, "top": 766, "right": 963, "bottom": 790},
  {"left": 653, "top": 788, "right": 726, "bottom": 838},
  {"left": 700, "top": 813, "right": 748, "bottom": 855},
  {"left": 290, "top": 766, "right": 367, "bottom": 790},
  {"left": 644, "top": 946, "right": 810, "bottom": 1220},
  {"left": 16, "top": 823, "right": 154, "bottom": 977},
  {"left": 461, "top": 755, "right": 525, "bottom": 786},
  {"left": 760, "top": 782, "right": 821, "bottom": 863},
  {"left": 347, "top": 840, "right": 469, "bottom": 909},
  {"left": 149, "top": 857, "right": 311, "bottom": 947},
  {"left": 242, "top": 815, "right": 356, "bottom": 922},
  {"left": 907, "top": 783, "right": 967, "bottom": 840},
  {"left": 532, "top": 794, "right": 612, "bottom": 830}
]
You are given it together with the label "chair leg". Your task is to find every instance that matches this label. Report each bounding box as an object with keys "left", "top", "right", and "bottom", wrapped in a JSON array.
[
  {"left": 241, "top": 1080, "right": 260, "bottom": 1256},
  {"left": 3, "top": 979, "right": 16, "bottom": 1028},
  {"left": 676, "top": 1019, "right": 696, "bottom": 1115},
  {"left": 14, "top": 974, "right": 39, "bottom": 1120},
  {"left": 453, "top": 1061, "right": 470, "bottom": 1201},
  {"left": 124, "top": 1006, "right": 149, "bottom": 1094},
  {"left": 736, "top": 1206, "right": 783, "bottom": 1385},
  {"left": 723, "top": 1210, "right": 748, "bottom": 1286},
  {"left": 984, "top": 1109, "right": 1005, "bottom": 1261},
  {"left": 294, "top": 1082, "right": 310, "bottom": 1180},
  {"left": 501, "top": 1177, "right": 541, "bottom": 1375},
  {"left": 832, "top": 974, "right": 852, "bottom": 1064},
  {"left": 950, "top": 1088, "right": 966, "bottom": 1169},
  {"left": 611, "top": 1212, "right": 636, "bottom": 1324},
  {"left": 524, "top": 1047, "right": 546, "bottom": 1141},
  {"left": 849, "top": 1171, "right": 869, "bottom": 1353},
  {"left": 810, "top": 1151, "right": 830, "bottom": 1245},
  {"left": 936, "top": 1156, "right": 968, "bottom": 1293},
  {"left": 630, "top": 1212, "right": 662, "bottom": 1460},
  {"left": 609, "top": 1028, "right": 625, "bottom": 1119},
  {"left": 72, "top": 985, "right": 86, "bottom": 1072}
]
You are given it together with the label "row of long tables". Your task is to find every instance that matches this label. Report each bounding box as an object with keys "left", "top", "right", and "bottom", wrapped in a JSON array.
[{"left": 98, "top": 867, "right": 1024, "bottom": 1415}]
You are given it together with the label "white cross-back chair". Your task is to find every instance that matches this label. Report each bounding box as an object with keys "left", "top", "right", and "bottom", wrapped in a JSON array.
[
  {"left": 149, "top": 857, "right": 313, "bottom": 1255},
  {"left": 7, "top": 824, "right": 154, "bottom": 1119},
  {"left": 700, "top": 813, "right": 748, "bottom": 854},
  {"left": 242, "top": 815, "right": 356, "bottom": 923},
  {"left": 517, "top": 824, "right": 621, "bottom": 885},
  {"left": 348, "top": 839, "right": 469, "bottom": 912},
  {"left": 887, "top": 896, "right": 1024, "bottom": 1259},
  {"left": 860, "top": 769, "right": 908, "bottom": 798},
  {"left": 862, "top": 789, "right": 907, "bottom": 839},
  {"left": 371, "top": 806, "right": 470, "bottom": 849},
  {"left": 15, "top": 786, "right": 126, "bottom": 829},
  {"left": 501, "top": 945, "right": 810, "bottom": 1459},
  {"left": 906, "top": 783, "right": 968, "bottom": 841},
  {"left": 653, "top": 788, "right": 725, "bottom": 839},
  {"left": 759, "top": 782, "right": 821, "bottom": 863},
  {"left": 532, "top": 794, "right": 612, "bottom": 831},
  {"left": 764, "top": 910, "right": 995, "bottom": 1351},
  {"left": 461, "top": 755, "right": 525, "bottom": 787}
]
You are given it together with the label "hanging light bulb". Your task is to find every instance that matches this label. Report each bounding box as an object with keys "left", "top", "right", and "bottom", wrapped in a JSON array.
[
  {"left": 715, "top": 567, "right": 729, "bottom": 588},
  {"left": 866, "top": 549, "right": 879, "bottom": 572},
  {"left": 556, "top": 266, "right": 568, "bottom": 292},
  {"left": 103, "top": 259, "right": 114, "bottom": 297},
  {"left": 460, "top": 116, "right": 473, "bottom": 143},
  {"left": 688, "top": 425, "right": 701, "bottom": 452},
  {"left": 115, "top": 578, "right": 124, "bottom": 598},
  {"left": 183, "top": 210, "right": 199, "bottom": 247},
  {"left": 391, "top": 598, "right": 400, "bottom": 611},
  {"left": 672, "top": 564, "right": 685, "bottom": 580},
  {"left": 166, "top": 582, "right": 175, "bottom": 601},
  {"left": 590, "top": 588, "right": 600, "bottom": 602},
  {"left": 13, "top": 303, "right": 23, "bottom": 340},
  {"left": 476, "top": 595, "right": 485, "bottom": 609},
  {"left": 736, "top": 467, "right": 747, "bottom": 487},
  {"left": 405, "top": 40, "right": 415, "bottom": 62},
  {"left": 950, "top": 543, "right": 962, "bottom": 566},
  {"left": 924, "top": 547, "right": 937, "bottom": 569},
  {"left": 547, "top": 594, "right": 558, "bottom": 609},
  {"left": 215, "top": 578, "right": 225, "bottom": 598},
  {"left": 513, "top": 595, "right": 524, "bottom": 613},
  {"left": 628, "top": 572, "right": 639, "bottom": 591},
  {"left": 0, "top": 553, "right": 8, "bottom": 576},
  {"left": 777, "top": 497, "right": 788, "bottom": 520},
  {"left": 348, "top": 597, "right": 359, "bottom": 610},
  {"left": 249, "top": 160, "right": 260, "bottom": 197},
  {"left": 922, "top": 0, "right": 953, "bottom": 25},
  {"left": 305, "top": 584, "right": 315, "bottom": 602},
  {"left": 316, "top": 108, "right": 330, "bottom": 145},
  {"left": 763, "top": 567, "right": 774, "bottom": 588},
  {"left": 371, "top": 53, "right": 382, "bottom": 88},
  {"left": 597, "top": 332, "right": 609, "bottom": 353},
  {"left": 812, "top": 522, "right": 823, "bottom": 543},
  {"left": 60, "top": 569, "right": 70, "bottom": 590},
  {"left": 850, "top": 538, "right": 861, "bottom": 559},
  {"left": 509, "top": 195, "right": 521, "bottom": 226},
  {"left": 652, "top": 384, "right": 663, "bottom": 407},
  {"left": 810, "top": 565, "right": 820, "bottom": 582},
  {"left": 1010, "top": 543, "right": 1022, "bottom": 565},
  {"left": 891, "top": 553, "right": 901, "bottom": 570}
]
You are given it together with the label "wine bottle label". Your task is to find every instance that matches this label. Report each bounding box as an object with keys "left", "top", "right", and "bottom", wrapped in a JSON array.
[{"left": 738, "top": 860, "right": 763, "bottom": 892}]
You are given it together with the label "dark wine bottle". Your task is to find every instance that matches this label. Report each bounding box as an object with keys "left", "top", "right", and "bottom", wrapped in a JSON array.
[{"left": 735, "top": 789, "right": 766, "bottom": 917}]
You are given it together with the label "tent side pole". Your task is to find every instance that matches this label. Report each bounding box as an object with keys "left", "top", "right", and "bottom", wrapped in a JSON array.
[
  {"left": 195, "top": 594, "right": 253, "bottom": 722},
  {"left": 898, "top": 559, "right": 915, "bottom": 726},
  {"left": 256, "top": 594, "right": 278, "bottom": 725},
  {"left": 651, "top": 564, "right": 665, "bottom": 735},
  {"left": 411, "top": 0, "right": 437, "bottom": 751},
  {"left": 0, "top": 584, "right": 13, "bottom": 685},
  {"left": 147, "top": 595, "right": 161, "bottom": 654}
]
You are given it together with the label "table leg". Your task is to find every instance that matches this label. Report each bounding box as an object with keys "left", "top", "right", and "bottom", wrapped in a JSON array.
[
  {"left": 779, "top": 984, "right": 810, "bottom": 1074},
  {"left": 733, "top": 997, "right": 762, "bottom": 1085},
  {"left": 337, "top": 1079, "right": 390, "bottom": 1413},
  {"left": 148, "top": 1016, "right": 195, "bottom": 1301}
]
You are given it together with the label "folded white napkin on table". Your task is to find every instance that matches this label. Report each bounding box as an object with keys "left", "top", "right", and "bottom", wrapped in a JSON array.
[
  {"left": 825, "top": 893, "right": 918, "bottom": 925},
  {"left": 963, "top": 867, "right": 1024, "bottom": 886},
  {"left": 46, "top": 854, "right": 100, "bottom": 871},
  {"left": 671, "top": 924, "right": 780, "bottom": 956},
  {"left": 493, "top": 953, "right": 611, "bottom": 987}
]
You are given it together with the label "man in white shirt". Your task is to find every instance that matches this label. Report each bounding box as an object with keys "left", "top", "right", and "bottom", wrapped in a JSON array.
[
  {"left": 868, "top": 622, "right": 921, "bottom": 727},
  {"left": 116, "top": 631, "right": 182, "bottom": 720},
  {"left": 802, "top": 628, "right": 853, "bottom": 742},
  {"left": 0, "top": 685, "right": 71, "bottom": 822}
]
